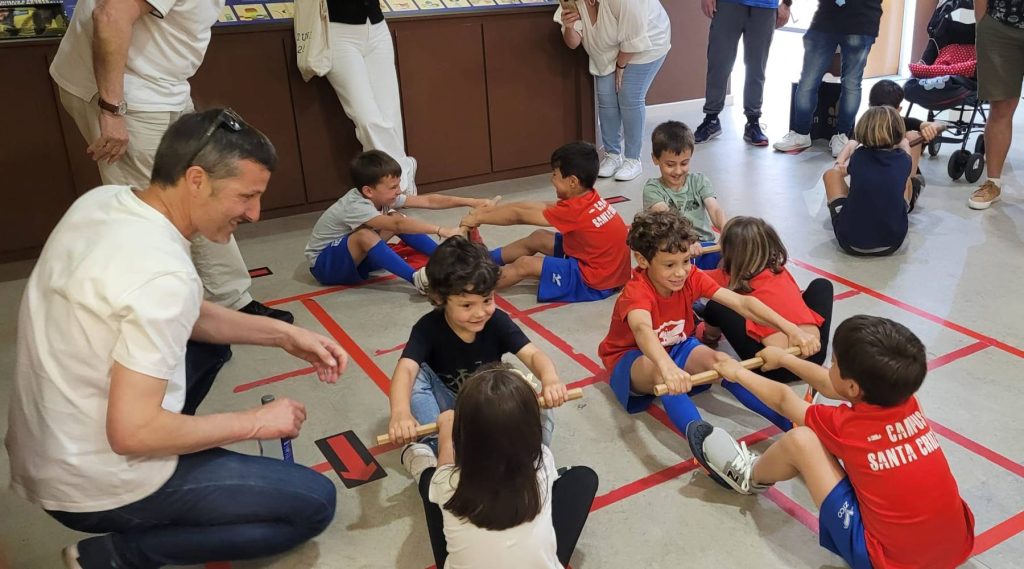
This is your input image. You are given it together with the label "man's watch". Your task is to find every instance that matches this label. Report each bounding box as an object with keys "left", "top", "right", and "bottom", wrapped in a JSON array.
[{"left": 98, "top": 97, "right": 128, "bottom": 116}]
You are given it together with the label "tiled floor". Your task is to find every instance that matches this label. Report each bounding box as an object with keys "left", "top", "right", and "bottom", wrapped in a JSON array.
[{"left": 2, "top": 30, "right": 1023, "bottom": 569}]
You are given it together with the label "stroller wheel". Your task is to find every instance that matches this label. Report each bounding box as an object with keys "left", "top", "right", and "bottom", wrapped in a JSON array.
[
  {"left": 948, "top": 150, "right": 971, "bottom": 181},
  {"left": 965, "top": 153, "right": 986, "bottom": 184},
  {"left": 928, "top": 139, "right": 941, "bottom": 157},
  {"left": 974, "top": 135, "right": 985, "bottom": 156}
]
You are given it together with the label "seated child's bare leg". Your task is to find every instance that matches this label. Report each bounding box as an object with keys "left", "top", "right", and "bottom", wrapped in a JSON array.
[
  {"left": 496, "top": 255, "right": 545, "bottom": 290},
  {"left": 822, "top": 168, "right": 850, "bottom": 203},
  {"left": 349, "top": 227, "right": 416, "bottom": 283},
  {"left": 498, "top": 229, "right": 557, "bottom": 263},
  {"left": 347, "top": 228, "right": 383, "bottom": 264},
  {"left": 753, "top": 426, "right": 846, "bottom": 507},
  {"left": 628, "top": 353, "right": 703, "bottom": 434}
]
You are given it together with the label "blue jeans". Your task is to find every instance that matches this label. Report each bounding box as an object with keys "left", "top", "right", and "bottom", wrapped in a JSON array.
[
  {"left": 595, "top": 55, "right": 666, "bottom": 159},
  {"left": 409, "top": 364, "right": 554, "bottom": 452},
  {"left": 47, "top": 449, "right": 337, "bottom": 568},
  {"left": 791, "top": 30, "right": 875, "bottom": 137}
]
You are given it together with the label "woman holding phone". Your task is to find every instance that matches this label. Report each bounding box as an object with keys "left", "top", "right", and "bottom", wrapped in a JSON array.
[{"left": 555, "top": 0, "right": 671, "bottom": 182}]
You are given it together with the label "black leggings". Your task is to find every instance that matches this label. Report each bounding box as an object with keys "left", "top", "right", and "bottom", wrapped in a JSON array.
[
  {"left": 418, "top": 465, "right": 599, "bottom": 568},
  {"left": 703, "top": 278, "right": 834, "bottom": 383}
]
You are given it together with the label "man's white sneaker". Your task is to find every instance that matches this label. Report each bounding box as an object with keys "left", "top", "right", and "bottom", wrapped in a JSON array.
[
  {"left": 613, "top": 158, "right": 643, "bottom": 181},
  {"left": 401, "top": 442, "right": 437, "bottom": 481},
  {"left": 772, "top": 131, "right": 812, "bottom": 152},
  {"left": 598, "top": 153, "right": 623, "bottom": 178},
  {"left": 62, "top": 544, "right": 84, "bottom": 569},
  {"left": 412, "top": 266, "right": 429, "bottom": 296},
  {"left": 686, "top": 421, "right": 770, "bottom": 495},
  {"left": 830, "top": 133, "right": 850, "bottom": 158}
]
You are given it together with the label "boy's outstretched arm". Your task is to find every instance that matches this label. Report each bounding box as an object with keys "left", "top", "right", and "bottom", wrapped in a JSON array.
[
  {"left": 709, "top": 288, "right": 821, "bottom": 357},
  {"left": 364, "top": 213, "right": 463, "bottom": 238},
  {"left": 461, "top": 201, "right": 552, "bottom": 228},
  {"left": 757, "top": 346, "right": 842, "bottom": 400},
  {"left": 404, "top": 193, "right": 500, "bottom": 211},
  {"left": 703, "top": 196, "right": 727, "bottom": 232},
  {"left": 515, "top": 343, "right": 567, "bottom": 407},
  {"left": 627, "top": 309, "right": 693, "bottom": 395},
  {"left": 714, "top": 354, "right": 810, "bottom": 426}
]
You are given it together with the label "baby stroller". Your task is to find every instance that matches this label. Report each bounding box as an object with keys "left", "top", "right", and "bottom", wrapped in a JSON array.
[{"left": 903, "top": 0, "right": 988, "bottom": 183}]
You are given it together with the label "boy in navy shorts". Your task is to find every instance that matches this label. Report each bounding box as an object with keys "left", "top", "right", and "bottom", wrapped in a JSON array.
[
  {"left": 689, "top": 316, "right": 975, "bottom": 569},
  {"left": 460, "top": 142, "right": 631, "bottom": 303},
  {"left": 597, "top": 210, "right": 820, "bottom": 436},
  {"left": 305, "top": 150, "right": 497, "bottom": 292}
]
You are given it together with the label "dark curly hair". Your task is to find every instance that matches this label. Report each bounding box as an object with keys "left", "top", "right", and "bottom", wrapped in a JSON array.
[
  {"left": 425, "top": 236, "right": 500, "bottom": 306},
  {"left": 628, "top": 210, "right": 700, "bottom": 262}
]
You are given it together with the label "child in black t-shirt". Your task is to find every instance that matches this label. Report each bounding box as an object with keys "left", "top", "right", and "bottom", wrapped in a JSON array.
[
  {"left": 823, "top": 106, "right": 913, "bottom": 256},
  {"left": 387, "top": 236, "right": 569, "bottom": 476}
]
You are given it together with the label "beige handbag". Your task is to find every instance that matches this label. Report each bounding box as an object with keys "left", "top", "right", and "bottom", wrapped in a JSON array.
[{"left": 295, "top": 0, "right": 332, "bottom": 82}]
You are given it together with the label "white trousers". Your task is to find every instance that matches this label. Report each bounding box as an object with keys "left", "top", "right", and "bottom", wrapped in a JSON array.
[
  {"left": 58, "top": 87, "right": 254, "bottom": 310},
  {"left": 324, "top": 20, "right": 417, "bottom": 194}
]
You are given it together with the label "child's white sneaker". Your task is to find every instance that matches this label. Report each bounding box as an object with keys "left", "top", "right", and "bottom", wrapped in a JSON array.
[
  {"left": 401, "top": 442, "right": 437, "bottom": 480},
  {"left": 613, "top": 158, "right": 643, "bottom": 181},
  {"left": 598, "top": 153, "right": 623, "bottom": 178},
  {"left": 62, "top": 544, "right": 83, "bottom": 569},
  {"left": 773, "top": 131, "right": 812, "bottom": 152},
  {"left": 830, "top": 133, "right": 850, "bottom": 158},
  {"left": 686, "top": 421, "right": 770, "bottom": 495},
  {"left": 412, "top": 267, "right": 430, "bottom": 295}
]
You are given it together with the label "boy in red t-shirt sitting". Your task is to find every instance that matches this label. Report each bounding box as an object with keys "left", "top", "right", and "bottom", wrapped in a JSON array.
[
  {"left": 460, "top": 142, "right": 631, "bottom": 303},
  {"left": 688, "top": 316, "right": 975, "bottom": 569},
  {"left": 597, "top": 210, "right": 820, "bottom": 435}
]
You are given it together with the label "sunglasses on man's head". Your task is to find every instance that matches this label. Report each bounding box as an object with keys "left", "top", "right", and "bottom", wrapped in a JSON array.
[{"left": 188, "top": 108, "right": 246, "bottom": 167}]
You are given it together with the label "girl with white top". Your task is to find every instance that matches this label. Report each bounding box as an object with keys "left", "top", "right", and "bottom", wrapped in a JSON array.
[
  {"left": 414, "top": 366, "right": 598, "bottom": 569},
  {"left": 556, "top": 0, "right": 672, "bottom": 182}
]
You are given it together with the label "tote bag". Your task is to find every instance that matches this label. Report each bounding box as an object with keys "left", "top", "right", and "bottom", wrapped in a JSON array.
[{"left": 295, "top": 0, "right": 331, "bottom": 82}]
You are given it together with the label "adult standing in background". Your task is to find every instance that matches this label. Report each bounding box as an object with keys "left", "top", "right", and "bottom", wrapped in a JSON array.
[
  {"left": 968, "top": 0, "right": 1024, "bottom": 210},
  {"left": 773, "top": 0, "right": 883, "bottom": 157},
  {"left": 555, "top": 0, "right": 672, "bottom": 182},
  {"left": 694, "top": 0, "right": 792, "bottom": 146},
  {"left": 49, "top": 0, "right": 292, "bottom": 325},
  {"left": 324, "top": 0, "right": 418, "bottom": 194}
]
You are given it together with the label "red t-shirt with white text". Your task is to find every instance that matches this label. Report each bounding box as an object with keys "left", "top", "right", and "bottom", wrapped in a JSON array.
[
  {"left": 805, "top": 397, "right": 975, "bottom": 569},
  {"left": 598, "top": 267, "right": 721, "bottom": 370},
  {"left": 542, "top": 190, "right": 630, "bottom": 291}
]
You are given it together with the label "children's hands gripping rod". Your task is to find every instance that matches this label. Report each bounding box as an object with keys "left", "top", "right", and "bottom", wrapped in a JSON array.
[
  {"left": 375, "top": 388, "right": 585, "bottom": 445},
  {"left": 908, "top": 122, "right": 948, "bottom": 148},
  {"left": 653, "top": 346, "right": 802, "bottom": 396}
]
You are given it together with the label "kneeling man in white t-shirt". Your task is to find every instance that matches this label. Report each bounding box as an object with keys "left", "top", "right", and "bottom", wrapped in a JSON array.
[{"left": 5, "top": 109, "right": 349, "bottom": 569}]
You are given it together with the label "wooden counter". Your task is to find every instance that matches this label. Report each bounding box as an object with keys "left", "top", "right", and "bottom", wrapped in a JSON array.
[{"left": 0, "top": 6, "right": 595, "bottom": 261}]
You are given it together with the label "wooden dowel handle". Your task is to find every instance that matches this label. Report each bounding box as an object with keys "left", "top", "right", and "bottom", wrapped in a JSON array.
[
  {"left": 376, "top": 388, "right": 584, "bottom": 445},
  {"left": 700, "top": 243, "right": 721, "bottom": 254},
  {"left": 653, "top": 346, "right": 802, "bottom": 396}
]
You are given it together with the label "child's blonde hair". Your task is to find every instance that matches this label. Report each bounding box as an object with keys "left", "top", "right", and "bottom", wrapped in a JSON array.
[
  {"left": 853, "top": 106, "right": 906, "bottom": 150},
  {"left": 719, "top": 216, "right": 787, "bottom": 294}
]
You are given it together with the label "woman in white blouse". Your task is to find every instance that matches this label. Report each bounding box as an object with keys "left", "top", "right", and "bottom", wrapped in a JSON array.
[{"left": 556, "top": 0, "right": 671, "bottom": 181}]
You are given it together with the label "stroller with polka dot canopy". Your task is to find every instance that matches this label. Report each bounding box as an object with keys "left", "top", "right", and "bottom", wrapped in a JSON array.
[{"left": 902, "top": 0, "right": 989, "bottom": 183}]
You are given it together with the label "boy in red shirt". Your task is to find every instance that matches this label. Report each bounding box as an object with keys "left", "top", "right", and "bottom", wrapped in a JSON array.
[
  {"left": 688, "top": 315, "right": 975, "bottom": 569},
  {"left": 597, "top": 210, "right": 820, "bottom": 434},
  {"left": 460, "top": 142, "right": 630, "bottom": 303}
]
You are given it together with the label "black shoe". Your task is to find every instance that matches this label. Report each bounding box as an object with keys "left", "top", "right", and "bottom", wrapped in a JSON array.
[
  {"left": 240, "top": 300, "right": 294, "bottom": 324},
  {"left": 743, "top": 120, "right": 769, "bottom": 146},
  {"left": 908, "top": 176, "right": 923, "bottom": 213},
  {"left": 694, "top": 116, "right": 722, "bottom": 144}
]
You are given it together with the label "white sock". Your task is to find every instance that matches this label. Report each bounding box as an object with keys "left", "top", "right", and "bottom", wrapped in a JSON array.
[{"left": 988, "top": 178, "right": 1002, "bottom": 188}]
